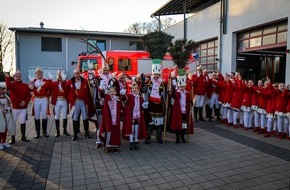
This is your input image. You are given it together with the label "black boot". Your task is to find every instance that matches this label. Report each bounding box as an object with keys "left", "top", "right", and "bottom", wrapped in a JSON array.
[
  {"left": 20, "top": 123, "right": 29, "bottom": 142},
  {"left": 208, "top": 108, "right": 213, "bottom": 122},
  {"left": 72, "top": 121, "right": 79, "bottom": 141},
  {"left": 9, "top": 135, "right": 16, "bottom": 144},
  {"left": 145, "top": 125, "right": 152, "bottom": 144},
  {"left": 176, "top": 131, "right": 180, "bottom": 144},
  {"left": 134, "top": 142, "right": 140, "bottom": 150},
  {"left": 199, "top": 107, "right": 205, "bottom": 121},
  {"left": 194, "top": 107, "right": 198, "bottom": 122},
  {"left": 34, "top": 119, "right": 41, "bottom": 139},
  {"left": 181, "top": 129, "right": 187, "bottom": 143},
  {"left": 83, "top": 120, "right": 92, "bottom": 138},
  {"left": 55, "top": 119, "right": 60, "bottom": 137},
  {"left": 156, "top": 125, "right": 163, "bottom": 144},
  {"left": 42, "top": 119, "right": 49, "bottom": 137},
  {"left": 129, "top": 142, "right": 135, "bottom": 151},
  {"left": 206, "top": 104, "right": 210, "bottom": 118},
  {"left": 63, "top": 119, "right": 70, "bottom": 136},
  {"left": 216, "top": 108, "right": 222, "bottom": 121}
]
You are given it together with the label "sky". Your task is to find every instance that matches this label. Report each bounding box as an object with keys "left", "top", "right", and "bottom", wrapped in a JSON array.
[{"left": 0, "top": 0, "right": 182, "bottom": 32}]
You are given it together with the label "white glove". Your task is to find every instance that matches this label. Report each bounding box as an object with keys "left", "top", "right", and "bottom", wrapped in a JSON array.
[
  {"left": 61, "top": 72, "right": 67, "bottom": 80},
  {"left": 105, "top": 89, "right": 110, "bottom": 94},
  {"left": 28, "top": 74, "right": 34, "bottom": 82},
  {"left": 120, "top": 89, "right": 126, "bottom": 95},
  {"left": 48, "top": 71, "right": 54, "bottom": 80},
  {"left": 171, "top": 98, "right": 175, "bottom": 105},
  {"left": 142, "top": 101, "right": 149, "bottom": 109}
]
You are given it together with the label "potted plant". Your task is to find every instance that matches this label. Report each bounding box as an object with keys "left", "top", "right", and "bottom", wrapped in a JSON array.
[
  {"left": 168, "top": 39, "right": 199, "bottom": 70},
  {"left": 142, "top": 31, "right": 174, "bottom": 64}
]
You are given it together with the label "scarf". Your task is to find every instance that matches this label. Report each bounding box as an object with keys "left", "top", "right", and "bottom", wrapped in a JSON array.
[
  {"left": 108, "top": 95, "right": 118, "bottom": 125},
  {"left": 132, "top": 94, "right": 140, "bottom": 119},
  {"left": 178, "top": 89, "right": 187, "bottom": 114},
  {"left": 150, "top": 77, "right": 162, "bottom": 100}
]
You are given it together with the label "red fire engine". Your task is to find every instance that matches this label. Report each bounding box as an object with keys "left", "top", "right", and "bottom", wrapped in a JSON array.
[{"left": 75, "top": 50, "right": 196, "bottom": 79}]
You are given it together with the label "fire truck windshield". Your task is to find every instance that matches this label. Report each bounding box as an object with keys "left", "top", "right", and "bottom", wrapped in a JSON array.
[{"left": 80, "top": 59, "right": 98, "bottom": 72}]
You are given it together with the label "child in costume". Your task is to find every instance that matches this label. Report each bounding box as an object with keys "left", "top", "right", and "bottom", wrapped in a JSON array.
[
  {"left": 169, "top": 69, "right": 194, "bottom": 143},
  {"left": 0, "top": 83, "right": 13, "bottom": 150},
  {"left": 122, "top": 80, "right": 148, "bottom": 150}
]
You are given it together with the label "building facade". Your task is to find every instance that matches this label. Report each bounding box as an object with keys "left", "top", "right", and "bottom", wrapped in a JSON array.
[
  {"left": 9, "top": 25, "right": 144, "bottom": 82},
  {"left": 163, "top": 0, "right": 290, "bottom": 84}
]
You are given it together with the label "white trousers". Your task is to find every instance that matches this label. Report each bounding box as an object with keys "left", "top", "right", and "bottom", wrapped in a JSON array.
[
  {"left": 54, "top": 99, "right": 68, "bottom": 120},
  {"left": 129, "top": 124, "right": 139, "bottom": 143},
  {"left": 227, "top": 108, "right": 234, "bottom": 124},
  {"left": 33, "top": 98, "right": 48, "bottom": 120},
  {"left": 72, "top": 100, "right": 88, "bottom": 121},
  {"left": 209, "top": 93, "right": 220, "bottom": 109},
  {"left": 254, "top": 111, "right": 261, "bottom": 128},
  {"left": 13, "top": 109, "right": 27, "bottom": 124},
  {"left": 277, "top": 115, "right": 289, "bottom": 133},
  {"left": 243, "top": 111, "right": 253, "bottom": 128},
  {"left": 194, "top": 95, "right": 205, "bottom": 108}
]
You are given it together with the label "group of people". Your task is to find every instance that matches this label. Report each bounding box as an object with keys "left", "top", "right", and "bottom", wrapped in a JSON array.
[
  {"left": 0, "top": 61, "right": 195, "bottom": 152},
  {"left": 198, "top": 69, "right": 290, "bottom": 141},
  {"left": 1, "top": 62, "right": 289, "bottom": 151}
]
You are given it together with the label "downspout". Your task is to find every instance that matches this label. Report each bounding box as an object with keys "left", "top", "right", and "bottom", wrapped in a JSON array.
[
  {"left": 183, "top": 0, "right": 187, "bottom": 41},
  {"left": 219, "top": 0, "right": 223, "bottom": 71},
  {"left": 65, "top": 36, "right": 68, "bottom": 74}
]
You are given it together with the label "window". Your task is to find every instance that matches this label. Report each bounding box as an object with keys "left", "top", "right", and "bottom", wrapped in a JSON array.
[
  {"left": 118, "top": 58, "right": 132, "bottom": 71},
  {"left": 87, "top": 39, "right": 106, "bottom": 53},
  {"left": 80, "top": 59, "right": 98, "bottom": 72},
  {"left": 41, "top": 37, "right": 62, "bottom": 52},
  {"left": 129, "top": 41, "right": 143, "bottom": 50},
  {"left": 237, "top": 20, "right": 287, "bottom": 51},
  {"left": 196, "top": 39, "right": 218, "bottom": 72}
]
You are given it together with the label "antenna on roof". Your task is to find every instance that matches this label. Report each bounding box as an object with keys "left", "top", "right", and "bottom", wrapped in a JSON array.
[{"left": 40, "top": 22, "right": 44, "bottom": 29}]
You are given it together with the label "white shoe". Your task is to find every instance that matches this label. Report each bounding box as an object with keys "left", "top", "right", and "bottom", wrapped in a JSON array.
[
  {"left": 3, "top": 143, "right": 11, "bottom": 148},
  {"left": 0, "top": 144, "right": 4, "bottom": 150}
]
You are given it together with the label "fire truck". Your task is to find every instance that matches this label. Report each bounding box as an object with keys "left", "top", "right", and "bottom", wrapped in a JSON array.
[{"left": 75, "top": 50, "right": 196, "bottom": 79}]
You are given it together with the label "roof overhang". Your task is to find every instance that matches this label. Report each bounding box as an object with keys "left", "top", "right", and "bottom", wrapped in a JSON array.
[
  {"left": 9, "top": 27, "right": 143, "bottom": 39},
  {"left": 151, "top": 0, "right": 220, "bottom": 17}
]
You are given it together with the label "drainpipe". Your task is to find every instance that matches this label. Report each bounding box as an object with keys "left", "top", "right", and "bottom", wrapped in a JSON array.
[
  {"left": 183, "top": 0, "right": 187, "bottom": 41},
  {"left": 219, "top": 0, "right": 224, "bottom": 71}
]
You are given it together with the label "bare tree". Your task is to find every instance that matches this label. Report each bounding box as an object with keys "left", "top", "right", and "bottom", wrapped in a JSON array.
[
  {"left": 124, "top": 17, "right": 176, "bottom": 34},
  {"left": 0, "top": 22, "right": 14, "bottom": 80}
]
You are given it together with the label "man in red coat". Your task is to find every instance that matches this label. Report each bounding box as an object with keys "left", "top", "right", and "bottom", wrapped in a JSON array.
[
  {"left": 170, "top": 69, "right": 194, "bottom": 143},
  {"left": 191, "top": 65, "right": 208, "bottom": 122},
  {"left": 5, "top": 71, "right": 31, "bottom": 143},
  {"left": 68, "top": 68, "right": 93, "bottom": 141},
  {"left": 51, "top": 70, "right": 70, "bottom": 137},
  {"left": 29, "top": 68, "right": 52, "bottom": 139}
]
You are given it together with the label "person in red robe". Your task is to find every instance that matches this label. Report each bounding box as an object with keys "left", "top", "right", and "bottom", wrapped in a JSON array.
[
  {"left": 169, "top": 70, "right": 194, "bottom": 143},
  {"left": 99, "top": 86, "right": 123, "bottom": 152},
  {"left": 51, "top": 70, "right": 70, "bottom": 137},
  {"left": 122, "top": 81, "right": 147, "bottom": 150},
  {"left": 68, "top": 68, "right": 94, "bottom": 141},
  {"left": 5, "top": 70, "right": 31, "bottom": 143},
  {"left": 29, "top": 68, "right": 52, "bottom": 139}
]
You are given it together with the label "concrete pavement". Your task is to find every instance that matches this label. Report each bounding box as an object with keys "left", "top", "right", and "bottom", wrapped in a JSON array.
[{"left": 1, "top": 111, "right": 290, "bottom": 190}]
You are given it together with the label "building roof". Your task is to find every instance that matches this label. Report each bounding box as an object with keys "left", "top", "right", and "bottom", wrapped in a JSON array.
[
  {"left": 151, "top": 0, "right": 220, "bottom": 17},
  {"left": 9, "top": 27, "right": 143, "bottom": 39}
]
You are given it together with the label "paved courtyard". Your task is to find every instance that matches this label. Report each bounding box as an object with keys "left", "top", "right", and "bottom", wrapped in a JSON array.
[{"left": 0, "top": 111, "right": 290, "bottom": 190}]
